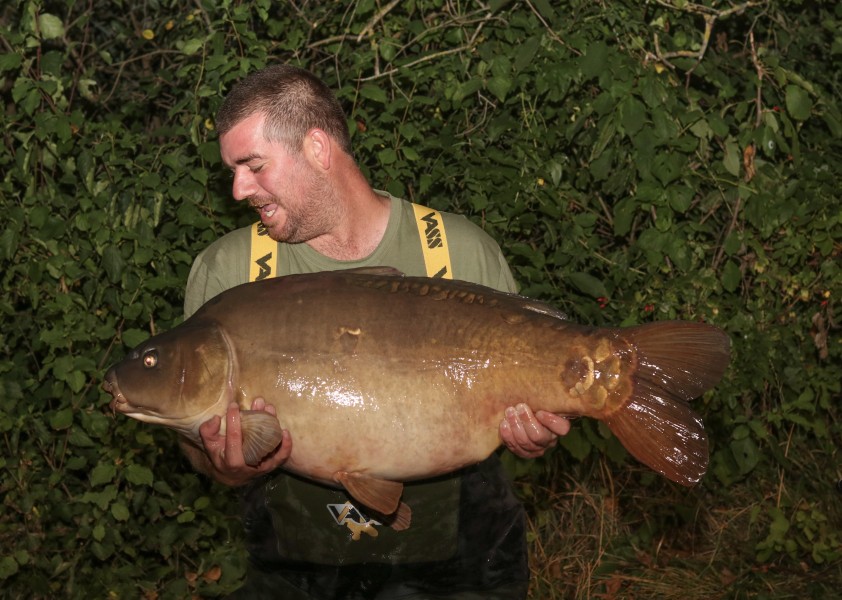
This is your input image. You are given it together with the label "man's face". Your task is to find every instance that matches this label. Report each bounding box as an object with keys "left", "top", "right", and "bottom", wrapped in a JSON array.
[{"left": 219, "top": 112, "right": 337, "bottom": 243}]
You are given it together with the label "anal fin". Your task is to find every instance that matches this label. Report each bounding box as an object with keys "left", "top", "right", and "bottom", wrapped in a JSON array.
[
  {"left": 335, "top": 471, "right": 404, "bottom": 517},
  {"left": 240, "top": 410, "right": 284, "bottom": 466},
  {"left": 386, "top": 502, "right": 412, "bottom": 531}
]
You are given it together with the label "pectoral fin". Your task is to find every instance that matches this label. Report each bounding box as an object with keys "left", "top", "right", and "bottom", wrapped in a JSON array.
[
  {"left": 335, "top": 471, "right": 404, "bottom": 517},
  {"left": 240, "top": 410, "right": 284, "bottom": 466}
]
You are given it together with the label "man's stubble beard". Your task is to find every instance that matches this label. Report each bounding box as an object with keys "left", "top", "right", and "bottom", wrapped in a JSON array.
[{"left": 266, "top": 170, "right": 342, "bottom": 245}]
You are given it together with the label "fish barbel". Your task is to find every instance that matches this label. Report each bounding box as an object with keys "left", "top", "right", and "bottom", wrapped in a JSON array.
[{"left": 103, "top": 268, "right": 730, "bottom": 526}]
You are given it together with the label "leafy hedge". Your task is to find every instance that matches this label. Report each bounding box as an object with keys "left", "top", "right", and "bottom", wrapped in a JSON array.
[{"left": 1, "top": 0, "right": 840, "bottom": 597}]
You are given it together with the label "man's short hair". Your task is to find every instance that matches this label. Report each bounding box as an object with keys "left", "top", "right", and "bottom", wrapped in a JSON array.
[{"left": 216, "top": 64, "right": 353, "bottom": 155}]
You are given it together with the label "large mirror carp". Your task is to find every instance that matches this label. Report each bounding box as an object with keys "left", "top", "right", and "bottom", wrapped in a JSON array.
[{"left": 103, "top": 268, "right": 730, "bottom": 527}]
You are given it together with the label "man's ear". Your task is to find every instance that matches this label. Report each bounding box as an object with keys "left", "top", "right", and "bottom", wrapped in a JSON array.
[{"left": 304, "top": 128, "right": 332, "bottom": 171}]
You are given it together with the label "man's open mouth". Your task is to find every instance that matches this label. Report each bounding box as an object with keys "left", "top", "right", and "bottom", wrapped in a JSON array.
[{"left": 252, "top": 203, "right": 277, "bottom": 218}]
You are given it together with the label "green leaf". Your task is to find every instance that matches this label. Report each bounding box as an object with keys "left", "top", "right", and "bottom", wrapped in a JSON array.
[
  {"left": 566, "top": 272, "right": 608, "bottom": 299},
  {"left": 50, "top": 408, "right": 73, "bottom": 430},
  {"left": 91, "top": 461, "right": 117, "bottom": 487},
  {"left": 559, "top": 427, "right": 591, "bottom": 461},
  {"left": 359, "top": 84, "right": 388, "bottom": 103},
  {"left": 377, "top": 147, "right": 397, "bottom": 165},
  {"left": 580, "top": 42, "right": 608, "bottom": 78},
  {"left": 68, "top": 428, "right": 95, "bottom": 447},
  {"left": 181, "top": 38, "right": 204, "bottom": 55},
  {"left": 67, "top": 370, "right": 86, "bottom": 394},
  {"left": 101, "top": 245, "right": 125, "bottom": 283},
  {"left": 452, "top": 78, "right": 482, "bottom": 102},
  {"left": 486, "top": 76, "right": 512, "bottom": 102},
  {"left": 92, "top": 524, "right": 106, "bottom": 542},
  {"left": 613, "top": 197, "right": 636, "bottom": 236},
  {"left": 667, "top": 186, "right": 694, "bottom": 213},
  {"left": 177, "top": 510, "right": 196, "bottom": 523},
  {"left": 0, "top": 556, "right": 18, "bottom": 579},
  {"left": 723, "top": 140, "right": 741, "bottom": 177},
  {"left": 720, "top": 259, "right": 741, "bottom": 292},
  {"left": 653, "top": 153, "right": 683, "bottom": 186},
  {"left": 125, "top": 464, "right": 154, "bottom": 486},
  {"left": 38, "top": 14, "right": 65, "bottom": 40},
  {"left": 91, "top": 542, "right": 114, "bottom": 561},
  {"left": 589, "top": 150, "right": 613, "bottom": 181},
  {"left": 0, "top": 53, "right": 23, "bottom": 73},
  {"left": 111, "top": 501, "right": 130, "bottom": 521},
  {"left": 785, "top": 85, "right": 812, "bottom": 121},
  {"left": 619, "top": 96, "right": 647, "bottom": 135},
  {"left": 531, "top": 0, "right": 556, "bottom": 20},
  {"left": 514, "top": 36, "right": 540, "bottom": 73},
  {"left": 122, "top": 328, "right": 149, "bottom": 348},
  {"left": 80, "top": 486, "right": 118, "bottom": 510}
]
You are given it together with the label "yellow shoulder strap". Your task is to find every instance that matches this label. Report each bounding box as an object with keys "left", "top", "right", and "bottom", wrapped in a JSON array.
[
  {"left": 411, "top": 204, "right": 453, "bottom": 279},
  {"left": 250, "top": 208, "right": 451, "bottom": 281},
  {"left": 249, "top": 221, "right": 278, "bottom": 282}
]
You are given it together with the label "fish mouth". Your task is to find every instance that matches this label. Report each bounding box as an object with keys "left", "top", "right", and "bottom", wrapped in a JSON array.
[{"left": 102, "top": 371, "right": 128, "bottom": 414}]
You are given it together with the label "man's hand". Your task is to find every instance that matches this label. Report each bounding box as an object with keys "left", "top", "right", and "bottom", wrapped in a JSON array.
[
  {"left": 499, "top": 403, "right": 570, "bottom": 459},
  {"left": 199, "top": 398, "right": 291, "bottom": 487}
]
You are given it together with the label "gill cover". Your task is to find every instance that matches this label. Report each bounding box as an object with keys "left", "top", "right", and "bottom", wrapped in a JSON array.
[{"left": 110, "top": 320, "right": 232, "bottom": 420}]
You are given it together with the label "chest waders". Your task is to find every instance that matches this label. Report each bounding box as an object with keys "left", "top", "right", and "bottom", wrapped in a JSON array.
[{"left": 235, "top": 209, "right": 528, "bottom": 598}]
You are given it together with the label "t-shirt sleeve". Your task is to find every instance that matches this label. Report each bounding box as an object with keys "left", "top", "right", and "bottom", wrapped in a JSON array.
[
  {"left": 442, "top": 213, "right": 518, "bottom": 294},
  {"left": 492, "top": 251, "right": 518, "bottom": 294},
  {"left": 183, "top": 228, "right": 251, "bottom": 318},
  {"left": 184, "top": 249, "right": 226, "bottom": 318}
]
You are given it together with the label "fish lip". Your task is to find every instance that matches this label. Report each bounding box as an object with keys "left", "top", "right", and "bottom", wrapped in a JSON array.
[{"left": 102, "top": 372, "right": 128, "bottom": 414}]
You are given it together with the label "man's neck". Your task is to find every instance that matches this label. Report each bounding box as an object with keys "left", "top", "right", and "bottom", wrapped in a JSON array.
[{"left": 305, "top": 184, "right": 392, "bottom": 261}]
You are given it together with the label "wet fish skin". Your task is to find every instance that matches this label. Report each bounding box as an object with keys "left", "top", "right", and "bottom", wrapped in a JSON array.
[{"left": 103, "top": 268, "right": 730, "bottom": 521}]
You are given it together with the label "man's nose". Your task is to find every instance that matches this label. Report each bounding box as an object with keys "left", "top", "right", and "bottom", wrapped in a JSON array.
[{"left": 232, "top": 170, "right": 256, "bottom": 201}]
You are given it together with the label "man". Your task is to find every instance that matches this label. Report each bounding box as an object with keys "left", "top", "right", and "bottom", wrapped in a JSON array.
[{"left": 181, "top": 64, "right": 570, "bottom": 599}]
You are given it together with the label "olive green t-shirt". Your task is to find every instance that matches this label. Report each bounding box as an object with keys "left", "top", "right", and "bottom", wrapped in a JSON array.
[
  {"left": 183, "top": 193, "right": 517, "bottom": 566},
  {"left": 185, "top": 193, "right": 516, "bottom": 317}
]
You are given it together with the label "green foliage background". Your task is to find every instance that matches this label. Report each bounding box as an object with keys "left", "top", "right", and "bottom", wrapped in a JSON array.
[{"left": 1, "top": 0, "right": 840, "bottom": 597}]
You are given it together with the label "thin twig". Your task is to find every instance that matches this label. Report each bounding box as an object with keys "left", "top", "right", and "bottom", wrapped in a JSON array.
[
  {"left": 522, "top": 0, "right": 580, "bottom": 55},
  {"left": 646, "top": 1, "right": 767, "bottom": 73},
  {"left": 356, "top": 45, "right": 472, "bottom": 82},
  {"left": 356, "top": 0, "right": 402, "bottom": 42},
  {"left": 749, "top": 30, "right": 764, "bottom": 128}
]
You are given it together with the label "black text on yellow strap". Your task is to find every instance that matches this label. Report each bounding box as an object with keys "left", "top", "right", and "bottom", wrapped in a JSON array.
[
  {"left": 250, "top": 221, "right": 279, "bottom": 282},
  {"left": 411, "top": 203, "right": 452, "bottom": 279}
]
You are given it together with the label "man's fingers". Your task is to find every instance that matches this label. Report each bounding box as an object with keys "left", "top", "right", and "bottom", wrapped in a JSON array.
[
  {"left": 535, "top": 410, "right": 571, "bottom": 437},
  {"left": 194, "top": 402, "right": 291, "bottom": 486},
  {"left": 222, "top": 402, "right": 245, "bottom": 466},
  {"left": 199, "top": 414, "right": 222, "bottom": 440},
  {"left": 260, "top": 430, "right": 293, "bottom": 469},
  {"left": 500, "top": 404, "right": 564, "bottom": 458}
]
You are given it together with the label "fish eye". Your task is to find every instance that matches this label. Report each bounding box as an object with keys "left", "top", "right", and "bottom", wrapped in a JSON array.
[{"left": 142, "top": 351, "right": 158, "bottom": 368}]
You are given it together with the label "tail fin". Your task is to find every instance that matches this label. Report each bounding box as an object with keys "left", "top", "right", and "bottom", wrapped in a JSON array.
[{"left": 604, "top": 321, "right": 730, "bottom": 486}]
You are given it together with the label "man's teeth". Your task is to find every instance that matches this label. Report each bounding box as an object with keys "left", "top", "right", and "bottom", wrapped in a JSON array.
[{"left": 264, "top": 208, "right": 276, "bottom": 217}]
